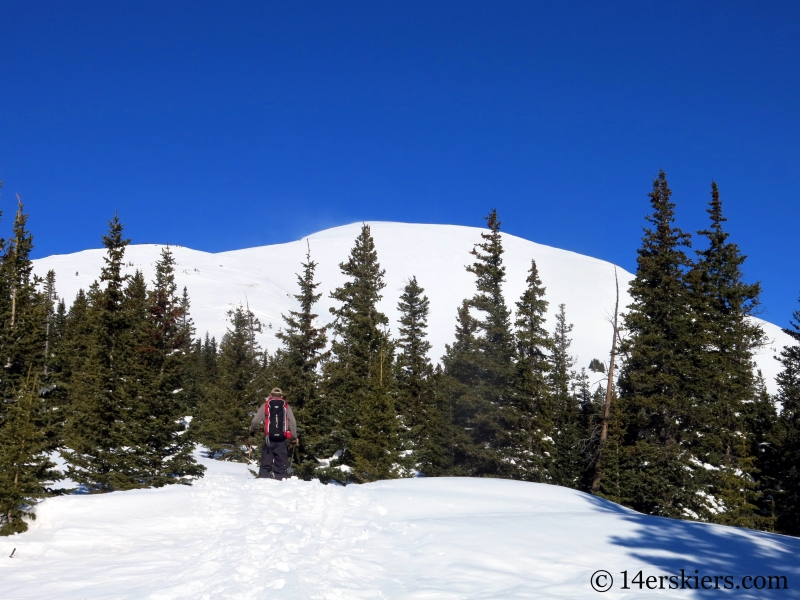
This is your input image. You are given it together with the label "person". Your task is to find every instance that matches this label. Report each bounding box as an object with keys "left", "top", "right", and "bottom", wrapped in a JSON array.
[{"left": 250, "top": 388, "right": 298, "bottom": 480}]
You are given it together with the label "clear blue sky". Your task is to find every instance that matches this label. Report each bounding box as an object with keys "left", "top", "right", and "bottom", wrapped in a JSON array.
[{"left": 1, "top": 1, "right": 798, "bottom": 324}]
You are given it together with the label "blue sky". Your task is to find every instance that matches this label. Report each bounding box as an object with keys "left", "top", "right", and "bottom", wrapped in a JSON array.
[{"left": 1, "top": 1, "right": 799, "bottom": 324}]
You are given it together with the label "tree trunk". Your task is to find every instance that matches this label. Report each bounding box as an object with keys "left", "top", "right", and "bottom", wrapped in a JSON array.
[{"left": 591, "top": 268, "right": 619, "bottom": 495}]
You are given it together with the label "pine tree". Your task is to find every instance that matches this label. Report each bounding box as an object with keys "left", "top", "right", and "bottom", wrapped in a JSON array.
[
  {"left": 457, "top": 209, "right": 517, "bottom": 476},
  {"left": 268, "top": 245, "right": 329, "bottom": 478},
  {"left": 63, "top": 215, "right": 139, "bottom": 491},
  {"left": 0, "top": 197, "right": 59, "bottom": 532},
  {"left": 195, "top": 306, "right": 264, "bottom": 460},
  {"left": 573, "top": 367, "right": 600, "bottom": 491},
  {"left": 773, "top": 298, "right": 800, "bottom": 535},
  {"left": 43, "top": 270, "right": 59, "bottom": 375},
  {"left": 688, "top": 182, "right": 766, "bottom": 527},
  {"left": 745, "top": 373, "right": 780, "bottom": 528},
  {"left": 394, "top": 277, "right": 442, "bottom": 475},
  {"left": 439, "top": 300, "right": 480, "bottom": 475},
  {"left": 322, "top": 224, "right": 398, "bottom": 482},
  {"left": 176, "top": 287, "right": 202, "bottom": 415},
  {"left": 130, "top": 249, "right": 204, "bottom": 485},
  {"left": 614, "top": 171, "right": 699, "bottom": 518},
  {"left": 50, "top": 289, "right": 92, "bottom": 449},
  {"left": 0, "top": 197, "right": 48, "bottom": 395},
  {"left": 550, "top": 304, "right": 582, "bottom": 488},
  {"left": 273, "top": 245, "right": 328, "bottom": 409},
  {"left": 0, "top": 372, "right": 57, "bottom": 535},
  {"left": 510, "top": 259, "right": 552, "bottom": 481}
]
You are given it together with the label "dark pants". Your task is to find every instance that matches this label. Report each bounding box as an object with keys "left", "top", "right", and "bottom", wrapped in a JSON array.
[{"left": 258, "top": 438, "right": 288, "bottom": 479}]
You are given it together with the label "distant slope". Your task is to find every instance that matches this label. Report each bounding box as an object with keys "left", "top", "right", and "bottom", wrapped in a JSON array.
[
  {"left": 2, "top": 451, "right": 799, "bottom": 598},
  {"left": 32, "top": 221, "right": 792, "bottom": 392}
]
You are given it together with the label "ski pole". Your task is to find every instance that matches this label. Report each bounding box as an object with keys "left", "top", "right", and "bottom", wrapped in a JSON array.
[{"left": 288, "top": 441, "right": 297, "bottom": 475}]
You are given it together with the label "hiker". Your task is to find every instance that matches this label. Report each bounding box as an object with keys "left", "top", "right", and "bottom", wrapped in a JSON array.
[{"left": 250, "top": 388, "right": 298, "bottom": 480}]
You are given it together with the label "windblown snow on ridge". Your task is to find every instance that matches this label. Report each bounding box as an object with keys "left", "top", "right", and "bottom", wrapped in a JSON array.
[{"left": 32, "top": 221, "right": 792, "bottom": 392}]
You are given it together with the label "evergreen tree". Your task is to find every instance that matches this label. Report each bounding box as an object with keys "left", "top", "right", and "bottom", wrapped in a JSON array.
[
  {"left": 0, "top": 372, "right": 57, "bottom": 535},
  {"left": 550, "top": 304, "right": 582, "bottom": 488},
  {"left": 175, "top": 287, "right": 202, "bottom": 415},
  {"left": 394, "top": 277, "right": 442, "bottom": 475},
  {"left": 773, "top": 297, "right": 800, "bottom": 535},
  {"left": 273, "top": 245, "right": 328, "bottom": 409},
  {"left": 49, "top": 289, "right": 92, "bottom": 448},
  {"left": 131, "top": 249, "right": 204, "bottom": 485},
  {"left": 510, "top": 259, "right": 552, "bottom": 481},
  {"left": 439, "top": 300, "right": 480, "bottom": 475},
  {"left": 614, "top": 171, "right": 699, "bottom": 518},
  {"left": 268, "top": 245, "right": 329, "bottom": 479},
  {"left": 0, "top": 197, "right": 59, "bottom": 532},
  {"left": 322, "top": 224, "right": 398, "bottom": 482},
  {"left": 43, "top": 270, "right": 59, "bottom": 375},
  {"left": 455, "top": 210, "right": 517, "bottom": 476},
  {"left": 195, "top": 306, "right": 264, "bottom": 461},
  {"left": 0, "top": 197, "right": 48, "bottom": 395},
  {"left": 63, "top": 215, "right": 140, "bottom": 491},
  {"left": 688, "top": 182, "right": 766, "bottom": 527},
  {"left": 573, "top": 367, "right": 601, "bottom": 491},
  {"left": 746, "top": 373, "right": 780, "bottom": 528}
]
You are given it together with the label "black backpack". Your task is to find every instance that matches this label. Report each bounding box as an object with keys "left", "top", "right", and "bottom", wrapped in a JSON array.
[{"left": 265, "top": 398, "right": 289, "bottom": 440}]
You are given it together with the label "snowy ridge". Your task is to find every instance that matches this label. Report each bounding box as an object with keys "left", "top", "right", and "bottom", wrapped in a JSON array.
[
  {"left": 2, "top": 451, "right": 799, "bottom": 599},
  {"left": 32, "top": 221, "right": 792, "bottom": 392}
]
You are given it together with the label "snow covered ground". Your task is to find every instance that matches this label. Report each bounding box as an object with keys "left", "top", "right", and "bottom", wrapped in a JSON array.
[
  {"left": 2, "top": 450, "right": 799, "bottom": 599},
  {"left": 32, "top": 221, "right": 794, "bottom": 393}
]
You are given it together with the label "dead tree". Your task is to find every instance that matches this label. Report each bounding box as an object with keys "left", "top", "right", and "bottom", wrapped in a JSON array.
[{"left": 591, "top": 267, "right": 619, "bottom": 495}]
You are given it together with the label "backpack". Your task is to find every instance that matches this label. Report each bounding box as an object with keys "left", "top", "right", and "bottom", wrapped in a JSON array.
[{"left": 265, "top": 398, "right": 289, "bottom": 440}]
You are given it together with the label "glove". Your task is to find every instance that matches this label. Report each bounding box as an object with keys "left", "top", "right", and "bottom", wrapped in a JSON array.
[
  {"left": 285, "top": 431, "right": 292, "bottom": 439},
  {"left": 249, "top": 430, "right": 255, "bottom": 438}
]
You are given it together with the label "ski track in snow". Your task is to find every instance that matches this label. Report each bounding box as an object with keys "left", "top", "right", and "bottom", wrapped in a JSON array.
[{"left": 3, "top": 452, "right": 800, "bottom": 599}]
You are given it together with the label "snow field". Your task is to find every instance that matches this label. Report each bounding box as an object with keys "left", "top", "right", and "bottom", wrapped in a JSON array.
[{"left": 3, "top": 451, "right": 800, "bottom": 599}]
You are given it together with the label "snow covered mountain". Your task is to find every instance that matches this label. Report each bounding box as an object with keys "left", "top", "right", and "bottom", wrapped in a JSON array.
[
  {"left": 9, "top": 222, "right": 799, "bottom": 598},
  {"left": 33, "top": 221, "right": 791, "bottom": 392},
  {"left": 2, "top": 451, "right": 798, "bottom": 599}
]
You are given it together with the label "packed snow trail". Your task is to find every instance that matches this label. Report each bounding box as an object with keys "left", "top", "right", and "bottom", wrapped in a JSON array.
[{"left": 3, "top": 452, "right": 800, "bottom": 599}]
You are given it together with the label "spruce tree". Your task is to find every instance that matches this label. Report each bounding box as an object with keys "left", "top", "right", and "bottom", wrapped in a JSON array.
[
  {"left": 394, "top": 277, "right": 441, "bottom": 475},
  {"left": 745, "top": 373, "right": 780, "bottom": 528},
  {"left": 0, "top": 372, "right": 57, "bottom": 535},
  {"left": 273, "top": 245, "right": 328, "bottom": 409},
  {"left": 439, "top": 300, "right": 480, "bottom": 475},
  {"left": 773, "top": 298, "right": 800, "bottom": 535},
  {"left": 176, "top": 287, "right": 202, "bottom": 415},
  {"left": 510, "top": 259, "right": 552, "bottom": 481},
  {"left": 688, "top": 182, "right": 766, "bottom": 527},
  {"left": 63, "top": 215, "right": 138, "bottom": 491},
  {"left": 131, "top": 249, "right": 204, "bottom": 485},
  {"left": 269, "top": 245, "right": 329, "bottom": 478},
  {"left": 550, "top": 304, "right": 582, "bottom": 488},
  {"left": 322, "top": 224, "right": 398, "bottom": 482},
  {"left": 0, "top": 197, "right": 48, "bottom": 396},
  {"left": 0, "top": 197, "right": 59, "bottom": 531},
  {"left": 194, "top": 306, "right": 264, "bottom": 460},
  {"left": 573, "top": 367, "right": 600, "bottom": 491},
  {"left": 456, "top": 210, "right": 517, "bottom": 476},
  {"left": 43, "top": 270, "right": 59, "bottom": 375},
  {"left": 50, "top": 289, "right": 93, "bottom": 447},
  {"left": 614, "top": 171, "right": 699, "bottom": 518}
]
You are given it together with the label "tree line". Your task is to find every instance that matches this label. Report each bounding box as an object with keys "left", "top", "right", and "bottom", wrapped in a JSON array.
[{"left": 2, "top": 172, "right": 800, "bottom": 538}]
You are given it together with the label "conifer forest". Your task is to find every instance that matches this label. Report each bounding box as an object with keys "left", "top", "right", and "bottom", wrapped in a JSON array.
[{"left": 2, "top": 172, "right": 800, "bottom": 538}]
